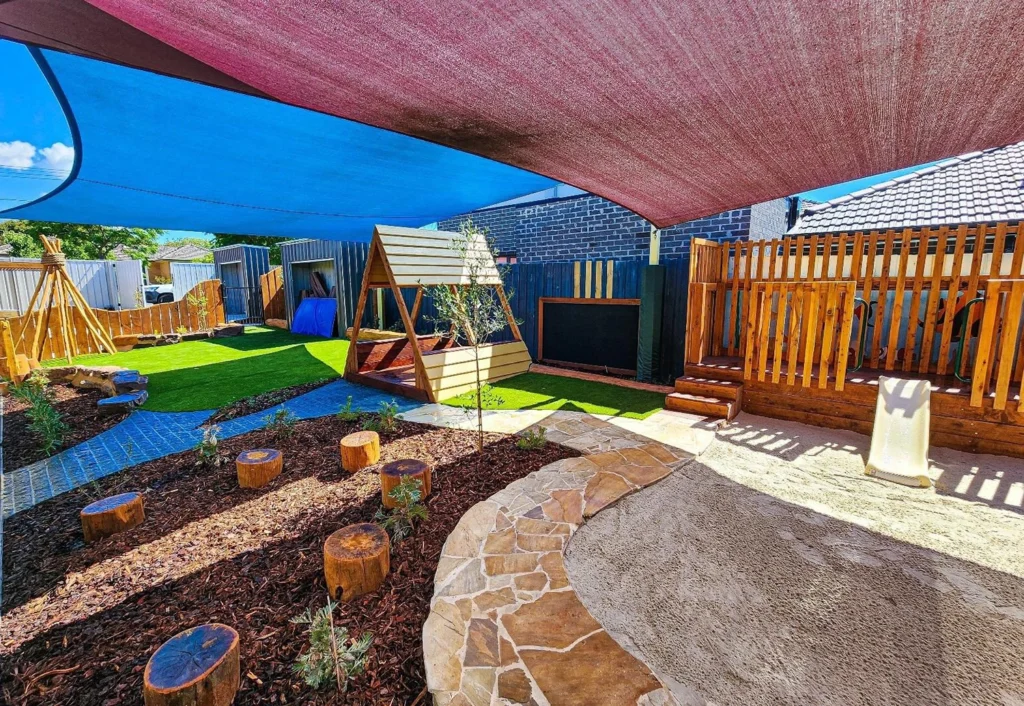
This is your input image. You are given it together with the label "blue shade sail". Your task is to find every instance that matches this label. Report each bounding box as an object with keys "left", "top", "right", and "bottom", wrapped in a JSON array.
[{"left": 0, "top": 47, "right": 556, "bottom": 241}]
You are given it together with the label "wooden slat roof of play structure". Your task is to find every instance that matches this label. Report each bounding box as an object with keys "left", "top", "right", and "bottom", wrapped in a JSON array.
[{"left": 369, "top": 225, "right": 502, "bottom": 288}]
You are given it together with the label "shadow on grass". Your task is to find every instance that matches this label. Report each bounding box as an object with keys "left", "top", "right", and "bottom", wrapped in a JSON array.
[
  {"left": 142, "top": 345, "right": 343, "bottom": 412},
  {"left": 445, "top": 372, "right": 665, "bottom": 419}
]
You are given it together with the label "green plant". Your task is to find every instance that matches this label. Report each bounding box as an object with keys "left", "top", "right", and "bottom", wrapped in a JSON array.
[
  {"left": 516, "top": 426, "right": 548, "bottom": 451},
  {"left": 291, "top": 599, "right": 373, "bottom": 692},
  {"left": 187, "top": 288, "right": 210, "bottom": 329},
  {"left": 175, "top": 325, "right": 188, "bottom": 335},
  {"left": 336, "top": 396, "right": 360, "bottom": 422},
  {"left": 10, "top": 374, "right": 68, "bottom": 455},
  {"left": 361, "top": 400, "right": 399, "bottom": 433},
  {"left": 374, "top": 476, "right": 428, "bottom": 543},
  {"left": 263, "top": 408, "right": 298, "bottom": 438},
  {"left": 427, "top": 219, "right": 518, "bottom": 452},
  {"left": 196, "top": 425, "right": 225, "bottom": 467}
]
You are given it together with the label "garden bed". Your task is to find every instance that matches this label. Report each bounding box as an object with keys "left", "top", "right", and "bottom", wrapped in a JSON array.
[
  {"left": 206, "top": 378, "right": 334, "bottom": 424},
  {"left": 1, "top": 414, "right": 578, "bottom": 705},
  {"left": 3, "top": 383, "right": 127, "bottom": 473}
]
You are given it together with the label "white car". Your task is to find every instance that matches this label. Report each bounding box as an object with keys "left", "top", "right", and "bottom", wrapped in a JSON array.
[{"left": 144, "top": 283, "right": 174, "bottom": 304}]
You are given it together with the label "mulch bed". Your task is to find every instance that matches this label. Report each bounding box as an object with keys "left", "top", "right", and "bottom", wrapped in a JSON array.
[
  {"left": 1, "top": 414, "right": 579, "bottom": 705},
  {"left": 206, "top": 379, "right": 335, "bottom": 424},
  {"left": 3, "top": 384, "right": 127, "bottom": 473}
]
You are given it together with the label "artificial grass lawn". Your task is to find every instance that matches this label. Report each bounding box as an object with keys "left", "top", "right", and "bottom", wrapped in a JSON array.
[
  {"left": 442, "top": 372, "right": 665, "bottom": 420},
  {"left": 45, "top": 326, "right": 349, "bottom": 412}
]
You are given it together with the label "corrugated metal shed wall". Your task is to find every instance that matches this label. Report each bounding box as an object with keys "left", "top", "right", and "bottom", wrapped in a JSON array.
[
  {"left": 0, "top": 257, "right": 145, "bottom": 313},
  {"left": 213, "top": 244, "right": 271, "bottom": 321},
  {"left": 280, "top": 239, "right": 371, "bottom": 332},
  {"left": 171, "top": 262, "right": 215, "bottom": 300}
]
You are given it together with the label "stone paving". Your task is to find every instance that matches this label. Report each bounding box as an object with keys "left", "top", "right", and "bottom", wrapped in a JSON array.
[
  {"left": 422, "top": 410, "right": 715, "bottom": 706},
  {"left": 1, "top": 379, "right": 420, "bottom": 518}
]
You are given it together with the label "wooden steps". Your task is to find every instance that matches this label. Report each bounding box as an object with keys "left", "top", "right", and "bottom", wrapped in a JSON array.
[{"left": 665, "top": 376, "right": 743, "bottom": 420}]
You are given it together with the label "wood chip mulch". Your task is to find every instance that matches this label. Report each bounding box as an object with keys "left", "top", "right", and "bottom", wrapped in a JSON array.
[
  {"left": 1, "top": 415, "right": 579, "bottom": 705},
  {"left": 3, "top": 384, "right": 128, "bottom": 473},
  {"left": 206, "top": 378, "right": 335, "bottom": 425}
]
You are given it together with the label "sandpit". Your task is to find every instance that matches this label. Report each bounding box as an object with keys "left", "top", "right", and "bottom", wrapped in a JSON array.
[{"left": 566, "top": 413, "right": 1024, "bottom": 706}]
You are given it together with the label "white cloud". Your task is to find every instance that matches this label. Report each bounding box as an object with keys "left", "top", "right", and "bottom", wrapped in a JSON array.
[
  {"left": 0, "top": 140, "right": 37, "bottom": 170},
  {"left": 39, "top": 142, "right": 75, "bottom": 176}
]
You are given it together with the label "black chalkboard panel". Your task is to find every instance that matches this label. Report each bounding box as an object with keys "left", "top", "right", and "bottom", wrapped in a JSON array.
[{"left": 539, "top": 298, "right": 640, "bottom": 373}]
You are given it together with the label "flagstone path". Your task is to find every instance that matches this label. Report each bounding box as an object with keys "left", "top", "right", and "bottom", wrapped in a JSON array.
[
  {"left": 1, "top": 379, "right": 420, "bottom": 518},
  {"left": 422, "top": 410, "right": 716, "bottom": 706}
]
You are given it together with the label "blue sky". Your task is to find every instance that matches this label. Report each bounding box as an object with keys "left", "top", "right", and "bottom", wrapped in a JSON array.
[{"left": 0, "top": 37, "right": 934, "bottom": 230}]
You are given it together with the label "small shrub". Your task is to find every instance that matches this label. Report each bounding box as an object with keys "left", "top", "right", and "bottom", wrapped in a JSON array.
[
  {"left": 263, "top": 408, "right": 298, "bottom": 438},
  {"left": 336, "top": 396, "right": 360, "bottom": 422},
  {"left": 291, "top": 599, "right": 373, "bottom": 692},
  {"left": 362, "top": 400, "right": 399, "bottom": 434},
  {"left": 175, "top": 325, "right": 188, "bottom": 335},
  {"left": 516, "top": 426, "right": 548, "bottom": 451},
  {"left": 187, "top": 289, "right": 210, "bottom": 329},
  {"left": 374, "top": 476, "right": 428, "bottom": 543},
  {"left": 196, "top": 425, "right": 225, "bottom": 467},
  {"left": 10, "top": 374, "right": 68, "bottom": 455}
]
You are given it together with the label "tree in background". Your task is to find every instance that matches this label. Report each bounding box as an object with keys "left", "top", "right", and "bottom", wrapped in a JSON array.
[
  {"left": 0, "top": 219, "right": 160, "bottom": 260},
  {"left": 213, "top": 233, "right": 282, "bottom": 265}
]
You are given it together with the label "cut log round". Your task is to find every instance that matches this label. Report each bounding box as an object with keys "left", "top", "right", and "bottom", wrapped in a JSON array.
[
  {"left": 380, "top": 458, "right": 432, "bottom": 509},
  {"left": 81, "top": 492, "right": 145, "bottom": 543},
  {"left": 144, "top": 623, "right": 240, "bottom": 706},
  {"left": 324, "top": 523, "right": 390, "bottom": 601},
  {"left": 339, "top": 431, "right": 380, "bottom": 472},
  {"left": 236, "top": 449, "right": 283, "bottom": 488}
]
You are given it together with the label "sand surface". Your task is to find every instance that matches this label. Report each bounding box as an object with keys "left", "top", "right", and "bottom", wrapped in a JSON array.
[{"left": 566, "top": 413, "right": 1024, "bottom": 706}]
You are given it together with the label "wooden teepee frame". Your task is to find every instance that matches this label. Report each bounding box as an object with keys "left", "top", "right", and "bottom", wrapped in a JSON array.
[{"left": 6, "top": 236, "right": 118, "bottom": 364}]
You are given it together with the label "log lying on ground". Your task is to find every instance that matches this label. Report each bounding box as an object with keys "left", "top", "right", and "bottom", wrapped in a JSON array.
[
  {"left": 324, "top": 523, "right": 390, "bottom": 601},
  {"left": 340, "top": 430, "right": 380, "bottom": 472},
  {"left": 144, "top": 623, "right": 240, "bottom": 706},
  {"left": 236, "top": 449, "right": 283, "bottom": 488},
  {"left": 81, "top": 491, "right": 145, "bottom": 543},
  {"left": 380, "top": 458, "right": 432, "bottom": 508}
]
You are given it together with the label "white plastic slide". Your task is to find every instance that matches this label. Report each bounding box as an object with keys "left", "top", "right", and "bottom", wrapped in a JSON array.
[{"left": 865, "top": 376, "right": 933, "bottom": 488}]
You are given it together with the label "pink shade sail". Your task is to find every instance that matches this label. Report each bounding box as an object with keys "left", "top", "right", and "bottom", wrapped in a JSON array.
[{"left": 13, "top": 0, "right": 1024, "bottom": 227}]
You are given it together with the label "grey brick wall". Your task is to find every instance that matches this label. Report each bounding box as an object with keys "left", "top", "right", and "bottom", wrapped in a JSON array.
[{"left": 438, "top": 194, "right": 764, "bottom": 263}]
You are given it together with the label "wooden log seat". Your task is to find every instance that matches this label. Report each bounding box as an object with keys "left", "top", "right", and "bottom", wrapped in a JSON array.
[
  {"left": 380, "top": 458, "right": 432, "bottom": 509},
  {"left": 80, "top": 491, "right": 145, "bottom": 543},
  {"left": 143, "top": 623, "right": 240, "bottom": 706},
  {"left": 235, "top": 448, "right": 284, "bottom": 488},
  {"left": 340, "top": 431, "right": 380, "bottom": 472},
  {"left": 324, "top": 523, "right": 390, "bottom": 601}
]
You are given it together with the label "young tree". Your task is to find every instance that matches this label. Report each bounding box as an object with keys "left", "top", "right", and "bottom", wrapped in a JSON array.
[{"left": 428, "top": 220, "right": 513, "bottom": 453}]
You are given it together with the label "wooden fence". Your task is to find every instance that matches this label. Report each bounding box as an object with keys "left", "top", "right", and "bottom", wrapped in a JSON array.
[
  {"left": 3, "top": 280, "right": 224, "bottom": 362},
  {"left": 260, "top": 266, "right": 285, "bottom": 320},
  {"left": 688, "top": 223, "right": 1024, "bottom": 405}
]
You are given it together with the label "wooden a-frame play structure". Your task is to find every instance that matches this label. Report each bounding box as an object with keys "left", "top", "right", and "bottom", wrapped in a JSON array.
[
  {"left": 0, "top": 236, "right": 117, "bottom": 382},
  {"left": 344, "top": 225, "right": 531, "bottom": 402}
]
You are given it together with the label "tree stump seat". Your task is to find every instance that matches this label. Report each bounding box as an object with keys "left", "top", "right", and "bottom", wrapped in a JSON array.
[
  {"left": 340, "top": 431, "right": 380, "bottom": 472},
  {"left": 81, "top": 491, "right": 145, "bottom": 543},
  {"left": 380, "top": 458, "right": 432, "bottom": 508},
  {"left": 324, "top": 523, "right": 390, "bottom": 601},
  {"left": 236, "top": 449, "right": 283, "bottom": 488},
  {"left": 143, "top": 623, "right": 240, "bottom": 706}
]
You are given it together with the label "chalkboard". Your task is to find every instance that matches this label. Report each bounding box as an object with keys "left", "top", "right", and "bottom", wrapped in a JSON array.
[{"left": 539, "top": 298, "right": 640, "bottom": 373}]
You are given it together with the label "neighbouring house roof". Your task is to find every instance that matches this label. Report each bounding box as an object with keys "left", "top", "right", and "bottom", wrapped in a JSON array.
[
  {"left": 112, "top": 243, "right": 211, "bottom": 261},
  {"left": 790, "top": 142, "right": 1024, "bottom": 234},
  {"left": 0, "top": 244, "right": 13, "bottom": 256}
]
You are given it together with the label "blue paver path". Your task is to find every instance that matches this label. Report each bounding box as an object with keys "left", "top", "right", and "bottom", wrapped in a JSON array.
[{"left": 1, "top": 379, "right": 420, "bottom": 518}]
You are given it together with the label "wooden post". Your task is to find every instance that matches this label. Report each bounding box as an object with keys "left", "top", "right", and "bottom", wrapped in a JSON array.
[
  {"left": 144, "top": 624, "right": 240, "bottom": 706},
  {"left": 340, "top": 430, "right": 380, "bottom": 472},
  {"left": 235, "top": 449, "right": 283, "bottom": 488},
  {"left": 380, "top": 459, "right": 431, "bottom": 508},
  {"left": 81, "top": 492, "right": 145, "bottom": 543},
  {"left": 324, "top": 523, "right": 390, "bottom": 601}
]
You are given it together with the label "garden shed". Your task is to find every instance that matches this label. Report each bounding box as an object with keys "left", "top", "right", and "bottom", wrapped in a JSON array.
[
  {"left": 212, "top": 244, "right": 271, "bottom": 323},
  {"left": 278, "top": 239, "right": 369, "bottom": 335},
  {"left": 344, "top": 225, "right": 531, "bottom": 402}
]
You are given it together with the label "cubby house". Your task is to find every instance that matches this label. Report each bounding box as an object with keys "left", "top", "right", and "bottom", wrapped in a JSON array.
[{"left": 344, "top": 225, "right": 531, "bottom": 402}]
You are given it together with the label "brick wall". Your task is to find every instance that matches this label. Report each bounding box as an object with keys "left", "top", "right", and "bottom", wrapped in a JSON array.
[{"left": 438, "top": 194, "right": 784, "bottom": 263}]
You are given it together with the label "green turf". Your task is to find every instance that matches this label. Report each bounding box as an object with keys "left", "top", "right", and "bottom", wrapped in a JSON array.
[
  {"left": 45, "top": 327, "right": 349, "bottom": 412},
  {"left": 441, "top": 372, "right": 665, "bottom": 419}
]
